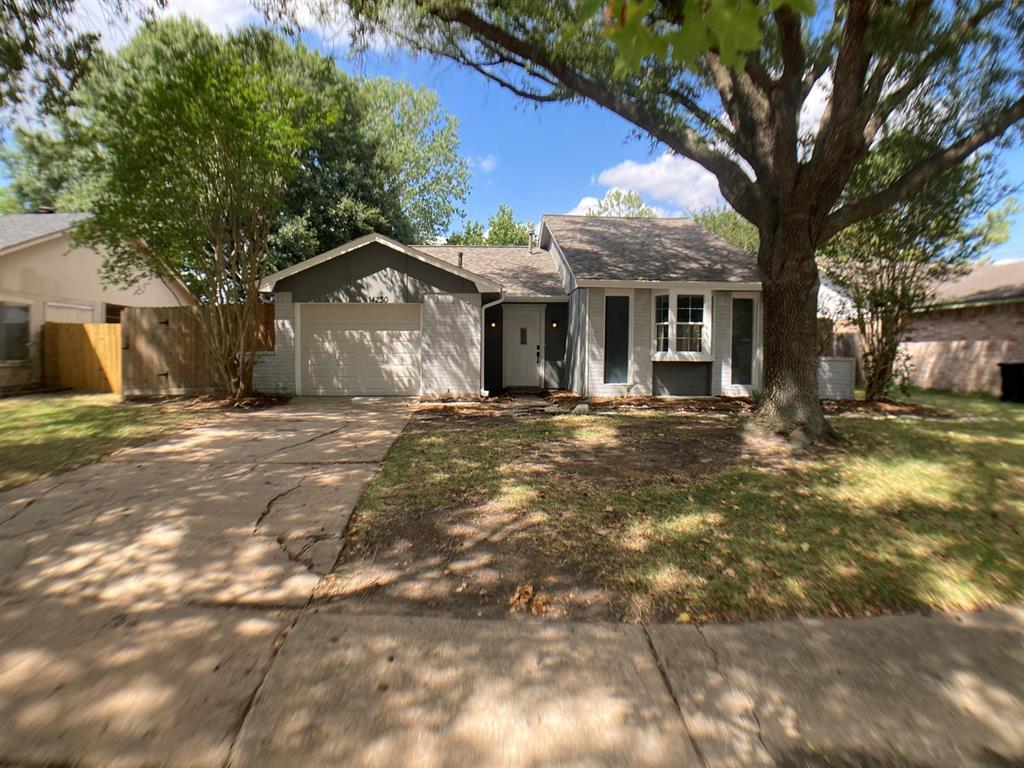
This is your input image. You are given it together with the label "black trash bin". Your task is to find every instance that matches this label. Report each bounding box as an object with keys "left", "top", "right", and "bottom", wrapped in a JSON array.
[{"left": 998, "top": 362, "right": 1024, "bottom": 403}]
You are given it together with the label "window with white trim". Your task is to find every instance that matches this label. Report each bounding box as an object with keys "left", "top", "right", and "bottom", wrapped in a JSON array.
[
  {"left": 0, "top": 303, "right": 30, "bottom": 362},
  {"left": 675, "top": 295, "right": 704, "bottom": 352},
  {"left": 651, "top": 290, "right": 712, "bottom": 359},
  {"left": 654, "top": 294, "right": 670, "bottom": 352}
]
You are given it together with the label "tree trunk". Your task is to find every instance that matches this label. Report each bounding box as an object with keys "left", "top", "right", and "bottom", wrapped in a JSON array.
[{"left": 751, "top": 221, "right": 834, "bottom": 444}]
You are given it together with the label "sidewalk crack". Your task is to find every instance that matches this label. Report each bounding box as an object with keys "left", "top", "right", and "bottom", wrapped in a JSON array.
[
  {"left": 642, "top": 625, "right": 709, "bottom": 768},
  {"left": 694, "top": 623, "right": 772, "bottom": 761}
]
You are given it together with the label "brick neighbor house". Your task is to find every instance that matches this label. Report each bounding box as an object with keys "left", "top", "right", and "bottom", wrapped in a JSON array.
[{"left": 901, "top": 260, "right": 1024, "bottom": 395}]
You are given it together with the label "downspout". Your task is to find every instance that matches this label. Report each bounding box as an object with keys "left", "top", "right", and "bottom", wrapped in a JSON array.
[{"left": 480, "top": 288, "right": 505, "bottom": 397}]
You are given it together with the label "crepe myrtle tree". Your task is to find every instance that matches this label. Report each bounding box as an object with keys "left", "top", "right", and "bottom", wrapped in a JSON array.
[
  {"left": 73, "top": 20, "right": 323, "bottom": 401},
  {"left": 283, "top": 0, "right": 1024, "bottom": 442}
]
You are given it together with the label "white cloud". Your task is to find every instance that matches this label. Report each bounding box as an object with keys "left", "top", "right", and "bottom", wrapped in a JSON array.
[
  {"left": 595, "top": 152, "right": 722, "bottom": 213},
  {"left": 72, "top": 0, "right": 369, "bottom": 51},
  {"left": 799, "top": 71, "right": 832, "bottom": 142},
  {"left": 72, "top": 0, "right": 262, "bottom": 50},
  {"left": 566, "top": 195, "right": 600, "bottom": 215},
  {"left": 469, "top": 154, "right": 497, "bottom": 173}
]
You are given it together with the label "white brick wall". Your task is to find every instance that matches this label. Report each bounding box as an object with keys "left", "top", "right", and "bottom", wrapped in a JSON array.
[
  {"left": 711, "top": 291, "right": 730, "bottom": 396},
  {"left": 421, "top": 293, "right": 481, "bottom": 397},
  {"left": 632, "top": 289, "right": 653, "bottom": 395},
  {"left": 253, "top": 292, "right": 296, "bottom": 394}
]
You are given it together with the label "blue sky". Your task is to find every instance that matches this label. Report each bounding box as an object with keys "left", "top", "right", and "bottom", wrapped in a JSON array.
[{"left": 22, "top": 0, "right": 1024, "bottom": 262}]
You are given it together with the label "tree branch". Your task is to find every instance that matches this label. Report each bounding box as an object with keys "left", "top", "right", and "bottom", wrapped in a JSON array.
[
  {"left": 821, "top": 95, "right": 1024, "bottom": 241},
  {"left": 420, "top": 1, "right": 761, "bottom": 220}
]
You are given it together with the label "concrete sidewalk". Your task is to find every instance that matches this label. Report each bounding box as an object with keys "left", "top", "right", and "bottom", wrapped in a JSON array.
[{"left": 0, "top": 601, "right": 1021, "bottom": 767}]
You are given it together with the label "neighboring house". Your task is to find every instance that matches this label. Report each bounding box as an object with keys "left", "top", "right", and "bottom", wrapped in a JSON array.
[
  {"left": 255, "top": 215, "right": 767, "bottom": 398},
  {"left": 902, "top": 260, "right": 1024, "bottom": 395},
  {"left": 0, "top": 213, "right": 195, "bottom": 390}
]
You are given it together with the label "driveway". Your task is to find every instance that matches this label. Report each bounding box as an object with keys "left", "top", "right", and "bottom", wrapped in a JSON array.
[{"left": 0, "top": 398, "right": 1022, "bottom": 767}]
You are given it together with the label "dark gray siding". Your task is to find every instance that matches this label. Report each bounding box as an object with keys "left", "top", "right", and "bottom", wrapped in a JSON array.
[
  {"left": 483, "top": 304, "right": 502, "bottom": 393},
  {"left": 566, "top": 288, "right": 588, "bottom": 394},
  {"left": 653, "top": 362, "right": 712, "bottom": 396},
  {"left": 544, "top": 303, "right": 568, "bottom": 388},
  {"left": 276, "top": 242, "right": 478, "bottom": 303},
  {"left": 484, "top": 302, "right": 568, "bottom": 392}
]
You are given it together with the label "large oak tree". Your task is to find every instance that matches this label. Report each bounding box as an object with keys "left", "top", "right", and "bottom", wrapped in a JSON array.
[{"left": 300, "top": 0, "right": 1024, "bottom": 442}]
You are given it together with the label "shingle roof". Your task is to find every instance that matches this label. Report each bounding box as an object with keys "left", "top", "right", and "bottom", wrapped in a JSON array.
[
  {"left": 931, "top": 260, "right": 1024, "bottom": 306},
  {"left": 0, "top": 212, "right": 89, "bottom": 253},
  {"left": 414, "top": 245, "right": 564, "bottom": 297},
  {"left": 543, "top": 215, "right": 759, "bottom": 284}
]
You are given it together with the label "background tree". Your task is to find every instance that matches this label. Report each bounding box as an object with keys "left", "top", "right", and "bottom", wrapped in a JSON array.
[
  {"left": 693, "top": 205, "right": 758, "bottom": 254},
  {"left": 72, "top": 19, "right": 321, "bottom": 400},
  {"left": 819, "top": 134, "right": 1012, "bottom": 401},
  {"left": 585, "top": 188, "right": 656, "bottom": 217},
  {"left": 448, "top": 203, "right": 533, "bottom": 245},
  {"left": 319, "top": 0, "right": 1024, "bottom": 443},
  {"left": 3, "top": 30, "right": 469, "bottom": 266}
]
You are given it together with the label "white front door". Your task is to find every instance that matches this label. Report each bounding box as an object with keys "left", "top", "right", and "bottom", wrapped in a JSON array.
[{"left": 503, "top": 306, "right": 543, "bottom": 388}]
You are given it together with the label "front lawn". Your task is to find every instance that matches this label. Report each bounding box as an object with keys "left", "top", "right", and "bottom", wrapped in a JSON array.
[
  {"left": 332, "top": 390, "right": 1024, "bottom": 623},
  {"left": 0, "top": 394, "right": 206, "bottom": 491}
]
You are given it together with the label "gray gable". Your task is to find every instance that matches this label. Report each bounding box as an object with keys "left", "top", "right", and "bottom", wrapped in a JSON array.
[
  {"left": 543, "top": 215, "right": 759, "bottom": 283},
  {"left": 0, "top": 213, "right": 89, "bottom": 252}
]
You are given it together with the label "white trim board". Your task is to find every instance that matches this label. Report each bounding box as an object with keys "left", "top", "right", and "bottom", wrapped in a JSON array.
[{"left": 578, "top": 279, "right": 761, "bottom": 291}]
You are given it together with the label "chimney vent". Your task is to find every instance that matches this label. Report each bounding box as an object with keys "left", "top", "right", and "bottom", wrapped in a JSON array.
[
  {"left": 458, "top": 251, "right": 464, "bottom": 268},
  {"left": 529, "top": 232, "right": 536, "bottom": 253}
]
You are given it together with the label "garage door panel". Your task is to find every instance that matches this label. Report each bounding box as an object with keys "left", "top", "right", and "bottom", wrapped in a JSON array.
[{"left": 299, "top": 304, "right": 421, "bottom": 396}]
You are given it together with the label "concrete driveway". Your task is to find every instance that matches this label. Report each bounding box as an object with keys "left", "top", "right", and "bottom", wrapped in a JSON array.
[{"left": 1, "top": 398, "right": 1022, "bottom": 767}]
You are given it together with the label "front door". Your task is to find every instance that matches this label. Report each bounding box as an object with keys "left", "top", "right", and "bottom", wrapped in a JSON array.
[{"left": 503, "top": 306, "right": 542, "bottom": 388}]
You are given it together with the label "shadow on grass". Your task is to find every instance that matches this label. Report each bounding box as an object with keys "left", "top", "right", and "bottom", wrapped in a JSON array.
[{"left": 332, "top": 402, "right": 1024, "bottom": 624}]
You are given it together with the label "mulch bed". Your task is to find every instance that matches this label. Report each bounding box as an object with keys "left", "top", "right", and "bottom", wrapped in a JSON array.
[
  {"left": 126, "top": 393, "right": 291, "bottom": 410},
  {"left": 415, "top": 391, "right": 951, "bottom": 419}
]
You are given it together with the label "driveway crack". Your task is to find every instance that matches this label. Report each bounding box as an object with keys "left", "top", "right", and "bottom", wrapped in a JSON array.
[
  {"left": 253, "top": 475, "right": 310, "bottom": 534},
  {"left": 258, "top": 422, "right": 350, "bottom": 460},
  {"left": 694, "top": 623, "right": 773, "bottom": 763},
  {"left": 642, "top": 625, "right": 709, "bottom": 768}
]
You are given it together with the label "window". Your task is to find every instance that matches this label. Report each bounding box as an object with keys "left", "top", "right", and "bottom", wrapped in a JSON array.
[
  {"left": 731, "top": 298, "right": 754, "bottom": 385},
  {"left": 676, "top": 295, "right": 704, "bottom": 352},
  {"left": 604, "top": 295, "right": 630, "bottom": 384},
  {"left": 654, "top": 294, "right": 670, "bottom": 352},
  {"left": 0, "top": 303, "right": 30, "bottom": 362},
  {"left": 651, "top": 290, "right": 712, "bottom": 359},
  {"left": 105, "top": 304, "right": 126, "bottom": 323}
]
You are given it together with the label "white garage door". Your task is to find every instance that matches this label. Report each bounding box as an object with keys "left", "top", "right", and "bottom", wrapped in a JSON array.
[{"left": 299, "top": 303, "right": 421, "bottom": 396}]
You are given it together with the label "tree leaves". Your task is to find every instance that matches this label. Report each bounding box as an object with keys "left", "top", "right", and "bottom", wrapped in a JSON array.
[{"left": 593, "top": 0, "right": 817, "bottom": 72}]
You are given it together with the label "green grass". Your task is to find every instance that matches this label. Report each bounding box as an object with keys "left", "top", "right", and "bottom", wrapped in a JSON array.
[
  {"left": 357, "top": 391, "right": 1024, "bottom": 623},
  {"left": 0, "top": 394, "right": 205, "bottom": 491}
]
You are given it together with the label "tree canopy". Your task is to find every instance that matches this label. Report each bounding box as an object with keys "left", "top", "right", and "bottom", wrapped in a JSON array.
[
  {"left": 584, "top": 188, "right": 656, "bottom": 217},
  {"left": 447, "top": 203, "right": 534, "bottom": 245},
  {"left": 314, "top": 0, "right": 1024, "bottom": 442},
  {"left": 72, "top": 18, "right": 318, "bottom": 398},
  {"left": 2, "top": 21, "right": 469, "bottom": 269}
]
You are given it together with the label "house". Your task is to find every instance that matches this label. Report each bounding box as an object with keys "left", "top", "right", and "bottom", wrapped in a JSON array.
[
  {"left": 0, "top": 213, "right": 195, "bottom": 390},
  {"left": 254, "top": 215, "right": 766, "bottom": 398},
  {"left": 901, "top": 260, "right": 1024, "bottom": 395}
]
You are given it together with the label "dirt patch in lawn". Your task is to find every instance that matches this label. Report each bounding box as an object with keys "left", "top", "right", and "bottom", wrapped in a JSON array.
[{"left": 317, "top": 412, "right": 746, "bottom": 621}]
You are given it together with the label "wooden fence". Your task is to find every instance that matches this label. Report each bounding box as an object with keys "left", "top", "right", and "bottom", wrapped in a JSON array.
[
  {"left": 122, "top": 304, "right": 274, "bottom": 396},
  {"left": 43, "top": 322, "right": 123, "bottom": 394}
]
